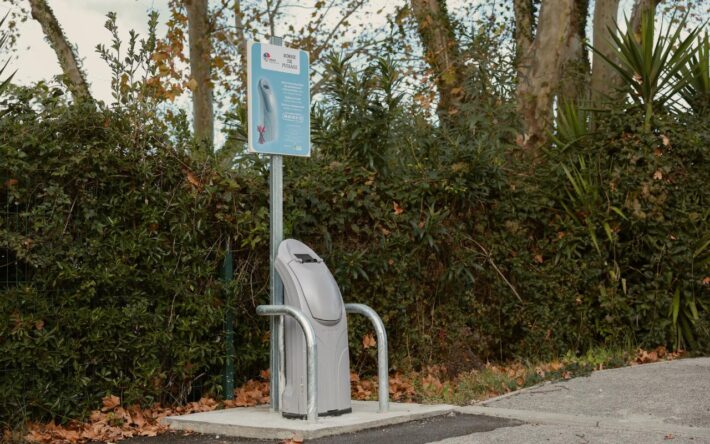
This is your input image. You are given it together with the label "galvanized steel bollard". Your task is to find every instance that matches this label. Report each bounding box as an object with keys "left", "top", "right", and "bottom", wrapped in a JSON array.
[
  {"left": 256, "top": 304, "right": 318, "bottom": 422},
  {"left": 345, "top": 303, "right": 389, "bottom": 413}
]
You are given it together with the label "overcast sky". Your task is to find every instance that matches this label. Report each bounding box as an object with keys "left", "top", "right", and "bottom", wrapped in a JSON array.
[{"left": 4, "top": 0, "right": 170, "bottom": 102}]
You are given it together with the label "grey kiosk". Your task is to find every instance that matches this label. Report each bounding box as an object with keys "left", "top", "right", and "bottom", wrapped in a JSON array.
[{"left": 257, "top": 239, "right": 389, "bottom": 421}]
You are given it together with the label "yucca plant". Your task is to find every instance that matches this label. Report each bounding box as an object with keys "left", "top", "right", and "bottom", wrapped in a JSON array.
[
  {"left": 561, "top": 156, "right": 604, "bottom": 253},
  {"left": 677, "top": 33, "right": 710, "bottom": 114},
  {"left": 0, "top": 13, "right": 16, "bottom": 93},
  {"left": 560, "top": 155, "right": 627, "bottom": 255},
  {"left": 671, "top": 287, "right": 700, "bottom": 351},
  {"left": 591, "top": 10, "right": 701, "bottom": 130},
  {"left": 551, "top": 100, "right": 590, "bottom": 152}
]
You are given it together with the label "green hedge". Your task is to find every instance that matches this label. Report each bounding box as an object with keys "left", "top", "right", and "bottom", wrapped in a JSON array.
[
  {"left": 0, "top": 87, "right": 270, "bottom": 425},
  {"left": 1, "top": 78, "right": 708, "bottom": 427}
]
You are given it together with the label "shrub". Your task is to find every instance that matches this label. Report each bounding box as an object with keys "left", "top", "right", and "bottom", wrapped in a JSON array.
[
  {"left": 492, "top": 107, "right": 710, "bottom": 356},
  {"left": 0, "top": 85, "right": 269, "bottom": 425}
]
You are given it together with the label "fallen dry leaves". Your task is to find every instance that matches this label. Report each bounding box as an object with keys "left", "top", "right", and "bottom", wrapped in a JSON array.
[
  {"left": 223, "top": 371, "right": 270, "bottom": 408},
  {"left": 25, "top": 374, "right": 271, "bottom": 444},
  {"left": 351, "top": 371, "right": 417, "bottom": 402},
  {"left": 26, "top": 400, "right": 170, "bottom": 443},
  {"left": 362, "top": 333, "right": 377, "bottom": 349},
  {"left": 20, "top": 345, "right": 686, "bottom": 443},
  {"left": 633, "top": 346, "right": 684, "bottom": 365}
]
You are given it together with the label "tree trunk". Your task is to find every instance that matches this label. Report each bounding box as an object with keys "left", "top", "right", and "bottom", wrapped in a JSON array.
[
  {"left": 515, "top": 0, "right": 577, "bottom": 155},
  {"left": 513, "top": 0, "right": 534, "bottom": 69},
  {"left": 185, "top": 0, "right": 214, "bottom": 147},
  {"left": 630, "top": 0, "right": 660, "bottom": 38},
  {"left": 410, "top": 0, "right": 464, "bottom": 122},
  {"left": 559, "top": 0, "right": 590, "bottom": 104},
  {"left": 590, "top": 0, "right": 621, "bottom": 105},
  {"left": 29, "top": 0, "right": 91, "bottom": 102}
]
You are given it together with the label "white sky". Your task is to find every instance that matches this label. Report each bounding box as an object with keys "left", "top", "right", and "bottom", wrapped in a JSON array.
[{"left": 3, "top": 0, "right": 170, "bottom": 102}]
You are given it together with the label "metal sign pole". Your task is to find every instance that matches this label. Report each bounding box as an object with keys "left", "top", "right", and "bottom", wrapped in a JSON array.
[{"left": 269, "top": 35, "right": 285, "bottom": 413}]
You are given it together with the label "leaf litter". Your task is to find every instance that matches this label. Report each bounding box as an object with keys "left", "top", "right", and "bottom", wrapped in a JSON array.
[{"left": 19, "top": 346, "right": 684, "bottom": 443}]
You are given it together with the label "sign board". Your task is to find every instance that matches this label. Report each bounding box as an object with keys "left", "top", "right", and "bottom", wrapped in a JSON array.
[{"left": 247, "top": 41, "right": 311, "bottom": 157}]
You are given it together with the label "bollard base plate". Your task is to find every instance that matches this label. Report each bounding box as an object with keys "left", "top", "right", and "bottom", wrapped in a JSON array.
[
  {"left": 282, "top": 407, "right": 352, "bottom": 420},
  {"left": 162, "top": 400, "right": 453, "bottom": 440}
]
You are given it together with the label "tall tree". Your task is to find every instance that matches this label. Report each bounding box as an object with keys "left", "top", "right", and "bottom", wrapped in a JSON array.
[
  {"left": 559, "top": 0, "right": 590, "bottom": 103},
  {"left": 630, "top": 0, "right": 660, "bottom": 36},
  {"left": 185, "top": 0, "right": 214, "bottom": 147},
  {"left": 410, "top": 0, "right": 465, "bottom": 121},
  {"left": 515, "top": 0, "right": 579, "bottom": 154},
  {"left": 590, "top": 0, "right": 621, "bottom": 105},
  {"left": 28, "top": 0, "right": 91, "bottom": 101}
]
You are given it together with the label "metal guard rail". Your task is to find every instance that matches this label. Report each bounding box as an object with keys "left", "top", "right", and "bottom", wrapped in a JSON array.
[
  {"left": 256, "top": 305, "right": 318, "bottom": 421},
  {"left": 345, "top": 303, "right": 389, "bottom": 413}
]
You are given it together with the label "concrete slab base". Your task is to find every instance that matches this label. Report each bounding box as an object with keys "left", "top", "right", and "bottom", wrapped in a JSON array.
[{"left": 162, "top": 401, "right": 454, "bottom": 440}]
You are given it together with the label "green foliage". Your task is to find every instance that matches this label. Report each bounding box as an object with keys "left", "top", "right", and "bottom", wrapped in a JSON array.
[
  {"left": 95, "top": 11, "right": 161, "bottom": 106},
  {"left": 313, "top": 54, "right": 403, "bottom": 174},
  {"left": 590, "top": 11, "right": 701, "bottom": 129},
  {"left": 0, "top": 13, "right": 16, "bottom": 94},
  {"left": 678, "top": 33, "right": 710, "bottom": 114},
  {"left": 1, "top": 13, "right": 708, "bottom": 428},
  {"left": 0, "top": 86, "right": 270, "bottom": 426},
  {"left": 552, "top": 100, "right": 590, "bottom": 151},
  {"left": 541, "top": 108, "right": 708, "bottom": 351}
]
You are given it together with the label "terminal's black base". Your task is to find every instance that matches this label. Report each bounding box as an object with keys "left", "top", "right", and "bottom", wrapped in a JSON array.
[{"left": 282, "top": 407, "right": 352, "bottom": 420}]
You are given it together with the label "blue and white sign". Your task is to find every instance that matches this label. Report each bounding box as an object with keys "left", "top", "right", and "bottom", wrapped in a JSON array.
[{"left": 247, "top": 41, "right": 310, "bottom": 157}]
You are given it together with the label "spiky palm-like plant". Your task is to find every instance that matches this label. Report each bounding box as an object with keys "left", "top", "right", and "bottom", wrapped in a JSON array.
[
  {"left": 591, "top": 11, "right": 701, "bottom": 130},
  {"left": 552, "top": 100, "right": 590, "bottom": 152},
  {"left": 678, "top": 33, "right": 710, "bottom": 114},
  {"left": 0, "top": 13, "right": 15, "bottom": 93}
]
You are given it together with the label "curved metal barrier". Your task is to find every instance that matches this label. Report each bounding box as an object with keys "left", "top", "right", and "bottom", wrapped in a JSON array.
[
  {"left": 256, "top": 304, "right": 318, "bottom": 421},
  {"left": 344, "top": 303, "right": 389, "bottom": 413}
]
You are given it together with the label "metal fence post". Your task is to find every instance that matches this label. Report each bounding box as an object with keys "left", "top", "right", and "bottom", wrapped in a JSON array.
[{"left": 222, "top": 238, "right": 235, "bottom": 400}]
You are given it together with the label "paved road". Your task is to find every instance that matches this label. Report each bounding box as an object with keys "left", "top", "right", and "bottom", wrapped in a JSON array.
[
  {"left": 442, "top": 357, "right": 710, "bottom": 443},
  {"left": 119, "top": 358, "right": 710, "bottom": 443}
]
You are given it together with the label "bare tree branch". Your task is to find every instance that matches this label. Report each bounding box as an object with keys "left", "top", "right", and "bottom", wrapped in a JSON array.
[
  {"left": 312, "top": 0, "right": 366, "bottom": 59},
  {"left": 29, "top": 0, "right": 92, "bottom": 102}
]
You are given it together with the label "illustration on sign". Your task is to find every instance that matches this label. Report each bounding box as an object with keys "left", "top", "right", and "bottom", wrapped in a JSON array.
[{"left": 247, "top": 41, "right": 311, "bottom": 157}]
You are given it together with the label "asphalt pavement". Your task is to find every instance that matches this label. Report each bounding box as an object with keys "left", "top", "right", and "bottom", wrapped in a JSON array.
[
  {"left": 445, "top": 357, "right": 710, "bottom": 443},
  {"left": 118, "top": 357, "right": 710, "bottom": 443}
]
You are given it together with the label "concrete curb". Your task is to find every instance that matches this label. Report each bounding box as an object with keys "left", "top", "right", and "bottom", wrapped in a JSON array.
[
  {"left": 475, "top": 358, "right": 692, "bottom": 406},
  {"left": 474, "top": 380, "right": 553, "bottom": 406},
  {"left": 456, "top": 406, "right": 710, "bottom": 439}
]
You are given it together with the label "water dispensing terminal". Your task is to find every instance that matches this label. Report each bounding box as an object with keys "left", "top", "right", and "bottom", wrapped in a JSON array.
[{"left": 248, "top": 37, "right": 389, "bottom": 422}]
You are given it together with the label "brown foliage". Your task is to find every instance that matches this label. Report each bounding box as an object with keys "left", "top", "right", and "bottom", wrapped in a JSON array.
[{"left": 25, "top": 375, "right": 270, "bottom": 443}]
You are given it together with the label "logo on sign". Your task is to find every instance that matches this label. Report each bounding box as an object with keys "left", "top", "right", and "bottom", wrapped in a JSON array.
[{"left": 260, "top": 44, "right": 300, "bottom": 75}]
